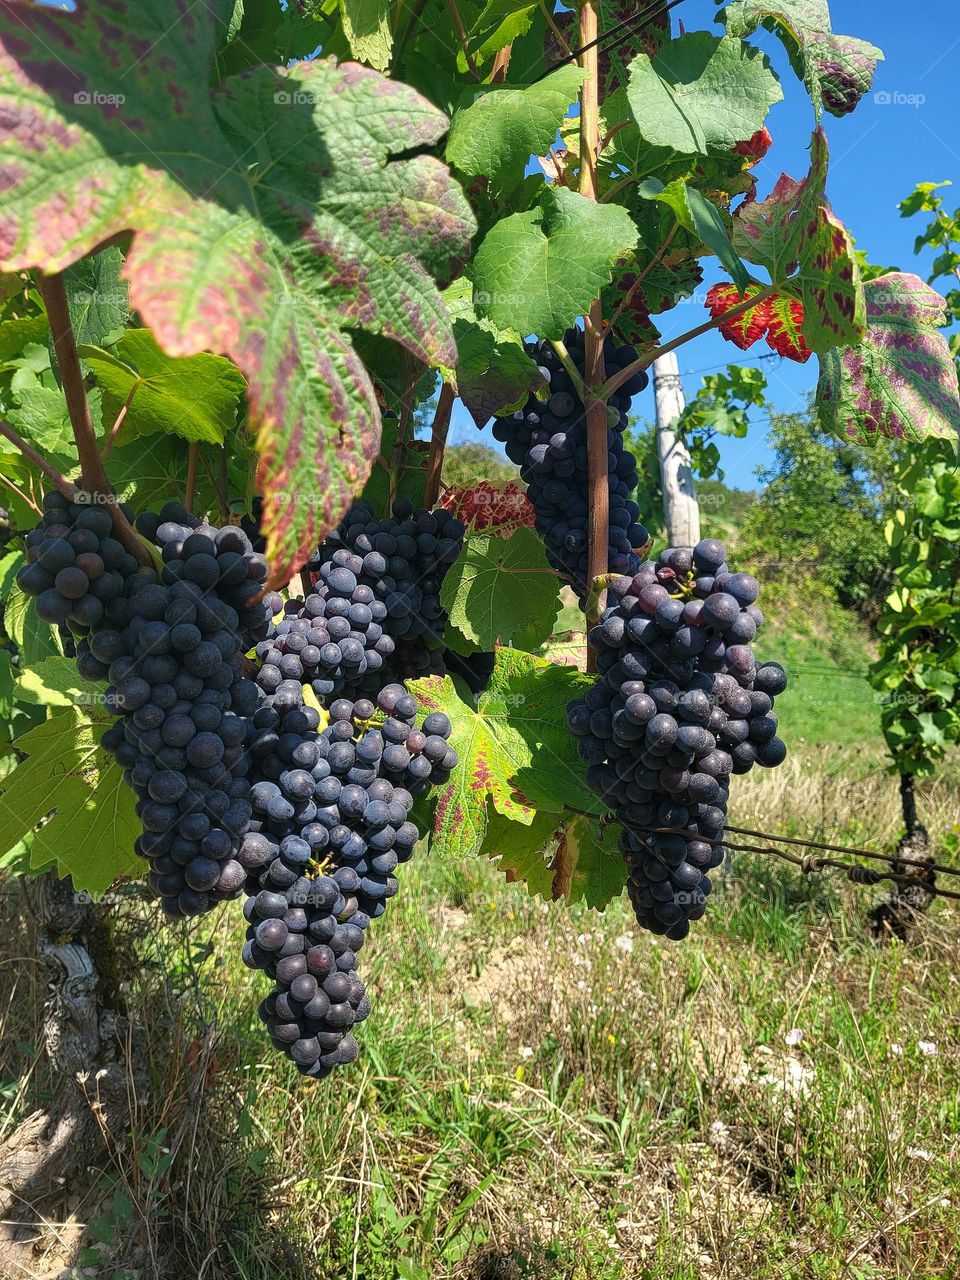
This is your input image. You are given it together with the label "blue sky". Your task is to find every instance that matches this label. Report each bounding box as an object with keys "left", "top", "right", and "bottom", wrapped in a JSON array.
[{"left": 447, "top": 1, "right": 959, "bottom": 490}]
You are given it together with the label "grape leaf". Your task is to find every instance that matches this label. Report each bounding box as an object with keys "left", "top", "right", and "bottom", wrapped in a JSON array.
[
  {"left": 15, "top": 656, "right": 102, "bottom": 709},
  {"left": 625, "top": 33, "right": 783, "bottom": 156},
  {"left": 719, "top": 0, "right": 883, "bottom": 119},
  {"left": 5, "top": 364, "right": 88, "bottom": 454},
  {"left": 63, "top": 247, "right": 129, "bottom": 349},
  {"left": 80, "top": 329, "right": 246, "bottom": 446},
  {"left": 341, "top": 0, "right": 393, "bottom": 71},
  {"left": 409, "top": 649, "right": 603, "bottom": 860},
  {"left": 441, "top": 277, "right": 544, "bottom": 428},
  {"left": 732, "top": 127, "right": 864, "bottom": 352},
  {"left": 0, "top": 314, "right": 48, "bottom": 364},
  {"left": 446, "top": 67, "right": 585, "bottom": 189},
  {"left": 356, "top": 410, "right": 428, "bottom": 518},
  {"left": 465, "top": 0, "right": 539, "bottom": 65},
  {"left": 0, "top": 705, "right": 142, "bottom": 897},
  {"left": 441, "top": 527, "right": 562, "bottom": 651},
  {"left": 471, "top": 186, "right": 639, "bottom": 338},
  {"left": 638, "top": 177, "right": 750, "bottom": 291},
  {"left": 817, "top": 273, "right": 960, "bottom": 446},
  {"left": 485, "top": 806, "right": 559, "bottom": 898},
  {"left": 0, "top": 2, "right": 473, "bottom": 585},
  {"left": 4, "top": 579, "right": 62, "bottom": 669}
]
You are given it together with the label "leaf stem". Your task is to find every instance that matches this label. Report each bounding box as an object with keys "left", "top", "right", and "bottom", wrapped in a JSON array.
[
  {"left": 0, "top": 420, "right": 78, "bottom": 500},
  {"left": 100, "top": 382, "right": 139, "bottom": 460},
  {"left": 605, "top": 223, "right": 680, "bottom": 338},
  {"left": 584, "top": 572, "right": 620, "bottom": 625},
  {"left": 423, "top": 381, "right": 454, "bottom": 509},
  {"left": 578, "top": 0, "right": 608, "bottom": 671},
  {"left": 0, "top": 466, "right": 42, "bottom": 514},
  {"left": 599, "top": 282, "right": 779, "bottom": 401},
  {"left": 185, "top": 443, "right": 199, "bottom": 513},
  {"left": 445, "top": 0, "right": 480, "bottom": 79},
  {"left": 540, "top": 0, "right": 573, "bottom": 56},
  {"left": 39, "top": 272, "right": 149, "bottom": 564}
]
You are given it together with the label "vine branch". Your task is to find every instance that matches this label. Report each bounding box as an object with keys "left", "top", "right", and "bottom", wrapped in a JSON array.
[
  {"left": 549, "top": 339, "right": 587, "bottom": 399},
  {"left": 423, "top": 381, "right": 454, "bottom": 510},
  {"left": 445, "top": 0, "right": 480, "bottom": 79},
  {"left": 578, "top": 0, "right": 609, "bottom": 669},
  {"left": 599, "top": 282, "right": 780, "bottom": 401},
  {"left": 38, "top": 273, "right": 149, "bottom": 564},
  {"left": 0, "top": 420, "right": 78, "bottom": 500}
]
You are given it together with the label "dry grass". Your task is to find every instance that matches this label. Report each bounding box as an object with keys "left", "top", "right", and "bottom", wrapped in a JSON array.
[{"left": 2, "top": 749, "right": 960, "bottom": 1280}]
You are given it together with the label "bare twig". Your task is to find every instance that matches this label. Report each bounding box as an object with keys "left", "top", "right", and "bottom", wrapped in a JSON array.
[{"left": 100, "top": 382, "right": 139, "bottom": 461}]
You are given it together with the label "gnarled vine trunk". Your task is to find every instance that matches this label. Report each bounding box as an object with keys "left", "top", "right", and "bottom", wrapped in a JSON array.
[
  {"left": 867, "top": 773, "right": 935, "bottom": 941},
  {"left": 0, "top": 873, "right": 144, "bottom": 1274}
]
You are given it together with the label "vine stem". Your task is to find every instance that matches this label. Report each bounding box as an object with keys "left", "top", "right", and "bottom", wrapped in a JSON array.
[
  {"left": 0, "top": 420, "right": 78, "bottom": 500},
  {"left": 423, "top": 381, "right": 454, "bottom": 510},
  {"left": 550, "top": 339, "right": 587, "bottom": 399},
  {"left": 38, "top": 273, "right": 149, "bottom": 564},
  {"left": 578, "top": 0, "right": 608, "bottom": 672},
  {"left": 0, "top": 469, "right": 42, "bottom": 514},
  {"left": 599, "top": 283, "right": 780, "bottom": 400}
]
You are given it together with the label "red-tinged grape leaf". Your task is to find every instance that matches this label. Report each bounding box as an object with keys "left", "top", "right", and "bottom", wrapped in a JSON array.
[
  {"left": 441, "top": 277, "right": 545, "bottom": 428},
  {"left": 817, "top": 273, "right": 960, "bottom": 446},
  {"left": 440, "top": 527, "right": 562, "bottom": 652},
  {"left": 0, "top": 705, "right": 142, "bottom": 897},
  {"left": 706, "top": 282, "right": 772, "bottom": 350},
  {"left": 0, "top": 3, "right": 474, "bottom": 586},
  {"left": 720, "top": 0, "right": 883, "bottom": 119},
  {"left": 625, "top": 33, "right": 783, "bottom": 157},
  {"left": 471, "top": 186, "right": 639, "bottom": 339},
  {"left": 764, "top": 292, "right": 811, "bottom": 362},
  {"left": 732, "top": 128, "right": 864, "bottom": 352},
  {"left": 409, "top": 649, "right": 602, "bottom": 861},
  {"left": 439, "top": 481, "right": 535, "bottom": 536}
]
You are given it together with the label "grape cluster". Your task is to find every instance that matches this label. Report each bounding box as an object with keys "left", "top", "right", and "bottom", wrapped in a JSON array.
[
  {"left": 242, "top": 685, "right": 456, "bottom": 1078},
  {"left": 491, "top": 328, "right": 649, "bottom": 601},
  {"left": 281, "top": 496, "right": 465, "bottom": 693},
  {"left": 17, "top": 496, "right": 143, "bottom": 630},
  {"left": 567, "top": 538, "right": 788, "bottom": 940}
]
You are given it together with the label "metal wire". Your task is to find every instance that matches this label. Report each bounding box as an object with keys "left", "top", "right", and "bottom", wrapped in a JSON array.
[{"left": 533, "top": 0, "right": 685, "bottom": 83}]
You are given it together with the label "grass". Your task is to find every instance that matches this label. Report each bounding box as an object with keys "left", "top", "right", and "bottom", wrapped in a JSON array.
[{"left": 3, "top": 750, "right": 959, "bottom": 1279}]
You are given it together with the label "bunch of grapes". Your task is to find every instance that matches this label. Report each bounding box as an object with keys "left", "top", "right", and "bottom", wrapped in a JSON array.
[
  {"left": 491, "top": 328, "right": 650, "bottom": 601},
  {"left": 277, "top": 496, "right": 465, "bottom": 692},
  {"left": 20, "top": 495, "right": 275, "bottom": 919},
  {"left": 241, "top": 685, "right": 456, "bottom": 1078},
  {"left": 567, "top": 538, "right": 788, "bottom": 940},
  {"left": 17, "top": 496, "right": 143, "bottom": 630}
]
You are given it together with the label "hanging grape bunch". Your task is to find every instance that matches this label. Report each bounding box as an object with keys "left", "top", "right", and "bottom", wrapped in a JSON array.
[
  {"left": 491, "top": 327, "right": 650, "bottom": 601},
  {"left": 567, "top": 538, "right": 788, "bottom": 939}
]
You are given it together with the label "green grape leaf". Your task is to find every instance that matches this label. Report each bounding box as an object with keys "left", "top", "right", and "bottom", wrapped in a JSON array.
[
  {"left": 732, "top": 127, "right": 863, "bottom": 352},
  {"left": 5, "top": 364, "right": 81, "bottom": 454},
  {"left": 466, "top": 0, "right": 539, "bottom": 65},
  {"left": 484, "top": 805, "right": 559, "bottom": 899},
  {"left": 638, "top": 177, "right": 750, "bottom": 291},
  {"left": 553, "top": 813, "right": 626, "bottom": 910},
  {"left": 446, "top": 67, "right": 586, "bottom": 188},
  {"left": 409, "top": 649, "right": 603, "bottom": 860},
  {"left": 4, "top": 579, "right": 62, "bottom": 668},
  {"left": 471, "top": 186, "right": 639, "bottom": 338},
  {"left": 441, "top": 527, "right": 562, "bottom": 651},
  {"left": 625, "top": 33, "right": 783, "bottom": 156},
  {"left": 441, "top": 277, "right": 544, "bottom": 428},
  {"left": 817, "top": 273, "right": 960, "bottom": 446},
  {"left": 0, "top": 705, "right": 142, "bottom": 896},
  {"left": 0, "top": 314, "right": 48, "bottom": 364},
  {"left": 15, "top": 656, "right": 102, "bottom": 709},
  {"left": 341, "top": 0, "right": 393, "bottom": 71},
  {"left": 719, "top": 0, "right": 883, "bottom": 120},
  {"left": 80, "top": 329, "right": 246, "bottom": 446},
  {"left": 0, "top": 3, "right": 473, "bottom": 586},
  {"left": 63, "top": 247, "right": 129, "bottom": 349}
]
